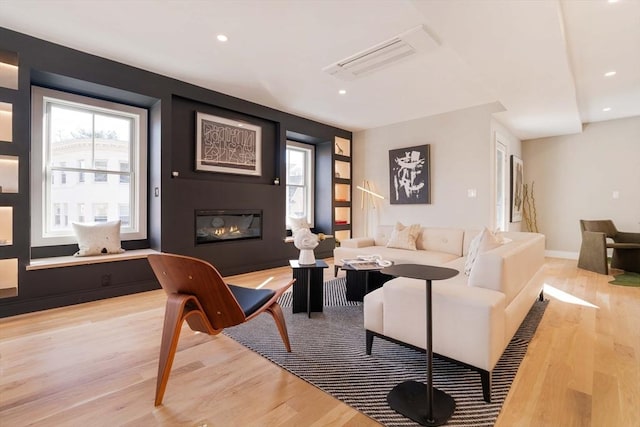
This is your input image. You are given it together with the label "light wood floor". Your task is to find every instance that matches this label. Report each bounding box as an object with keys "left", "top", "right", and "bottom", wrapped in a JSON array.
[{"left": 0, "top": 258, "right": 638, "bottom": 426}]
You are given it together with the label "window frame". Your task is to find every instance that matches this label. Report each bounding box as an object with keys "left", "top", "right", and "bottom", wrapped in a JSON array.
[
  {"left": 30, "top": 86, "right": 148, "bottom": 247},
  {"left": 285, "top": 140, "right": 315, "bottom": 228}
]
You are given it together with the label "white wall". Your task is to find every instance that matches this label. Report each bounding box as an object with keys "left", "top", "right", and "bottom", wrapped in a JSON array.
[
  {"left": 491, "top": 118, "right": 523, "bottom": 232},
  {"left": 523, "top": 116, "right": 640, "bottom": 256},
  {"left": 352, "top": 102, "right": 504, "bottom": 237}
]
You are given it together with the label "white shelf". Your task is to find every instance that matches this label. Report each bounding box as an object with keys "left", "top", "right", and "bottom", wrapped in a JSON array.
[
  {"left": 0, "top": 102, "right": 11, "bottom": 142},
  {"left": 334, "top": 160, "right": 350, "bottom": 179},
  {"left": 334, "top": 136, "right": 351, "bottom": 157},
  {"left": 0, "top": 52, "right": 18, "bottom": 90},
  {"left": 334, "top": 230, "right": 351, "bottom": 242},
  {"left": 335, "top": 183, "right": 350, "bottom": 202},
  {"left": 0, "top": 258, "right": 18, "bottom": 297},
  {"left": 335, "top": 206, "right": 351, "bottom": 225},
  {"left": 0, "top": 155, "right": 18, "bottom": 193},
  {"left": 0, "top": 206, "right": 12, "bottom": 246}
]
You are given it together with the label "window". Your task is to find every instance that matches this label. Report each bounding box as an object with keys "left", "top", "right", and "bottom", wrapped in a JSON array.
[
  {"left": 286, "top": 141, "right": 314, "bottom": 227},
  {"left": 31, "top": 86, "right": 148, "bottom": 246}
]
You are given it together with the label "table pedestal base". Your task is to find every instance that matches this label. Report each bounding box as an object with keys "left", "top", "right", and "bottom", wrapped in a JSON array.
[{"left": 387, "top": 380, "right": 456, "bottom": 426}]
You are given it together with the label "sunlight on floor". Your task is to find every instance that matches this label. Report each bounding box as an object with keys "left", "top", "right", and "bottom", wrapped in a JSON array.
[
  {"left": 256, "top": 277, "right": 274, "bottom": 289},
  {"left": 543, "top": 283, "right": 599, "bottom": 308}
]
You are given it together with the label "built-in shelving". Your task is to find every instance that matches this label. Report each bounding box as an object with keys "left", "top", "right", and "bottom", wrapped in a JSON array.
[
  {"left": 332, "top": 137, "right": 352, "bottom": 243},
  {"left": 0, "top": 49, "right": 19, "bottom": 299}
]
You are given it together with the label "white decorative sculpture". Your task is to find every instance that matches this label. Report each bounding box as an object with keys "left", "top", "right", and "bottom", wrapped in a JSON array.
[{"left": 294, "top": 229, "right": 319, "bottom": 265}]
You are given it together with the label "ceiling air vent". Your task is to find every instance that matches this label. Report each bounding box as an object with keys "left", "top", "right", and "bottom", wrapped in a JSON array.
[{"left": 323, "top": 25, "right": 439, "bottom": 81}]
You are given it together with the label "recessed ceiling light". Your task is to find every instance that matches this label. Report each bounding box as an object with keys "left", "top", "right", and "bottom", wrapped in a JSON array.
[
  {"left": 602, "top": 107, "right": 612, "bottom": 112},
  {"left": 338, "top": 89, "right": 346, "bottom": 95},
  {"left": 604, "top": 71, "right": 617, "bottom": 77},
  {"left": 607, "top": 0, "right": 619, "bottom": 3},
  {"left": 217, "top": 34, "right": 228, "bottom": 42}
]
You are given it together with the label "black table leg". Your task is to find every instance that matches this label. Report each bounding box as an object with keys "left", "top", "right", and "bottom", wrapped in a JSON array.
[
  {"left": 307, "top": 268, "right": 311, "bottom": 318},
  {"left": 387, "top": 279, "right": 455, "bottom": 426}
]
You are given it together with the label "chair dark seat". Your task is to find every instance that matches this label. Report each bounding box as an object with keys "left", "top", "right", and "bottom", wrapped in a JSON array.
[
  {"left": 228, "top": 284, "right": 276, "bottom": 316},
  {"left": 578, "top": 220, "right": 640, "bottom": 274},
  {"left": 147, "top": 253, "right": 295, "bottom": 406}
]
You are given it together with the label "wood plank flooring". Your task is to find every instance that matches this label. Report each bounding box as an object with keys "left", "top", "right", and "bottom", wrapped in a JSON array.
[{"left": 0, "top": 257, "right": 638, "bottom": 426}]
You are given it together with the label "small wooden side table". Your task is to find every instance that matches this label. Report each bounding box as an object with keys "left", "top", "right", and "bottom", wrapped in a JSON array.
[
  {"left": 289, "top": 260, "right": 329, "bottom": 318},
  {"left": 381, "top": 263, "right": 459, "bottom": 426}
]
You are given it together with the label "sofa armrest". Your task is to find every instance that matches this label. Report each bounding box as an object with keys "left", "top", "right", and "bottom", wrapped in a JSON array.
[{"left": 340, "top": 237, "right": 375, "bottom": 248}]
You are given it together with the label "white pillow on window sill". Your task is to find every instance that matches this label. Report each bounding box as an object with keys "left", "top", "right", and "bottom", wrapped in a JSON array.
[{"left": 72, "top": 220, "right": 125, "bottom": 257}]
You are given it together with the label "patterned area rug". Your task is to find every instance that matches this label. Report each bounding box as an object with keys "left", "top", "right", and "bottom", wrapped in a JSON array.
[{"left": 225, "top": 278, "right": 548, "bottom": 426}]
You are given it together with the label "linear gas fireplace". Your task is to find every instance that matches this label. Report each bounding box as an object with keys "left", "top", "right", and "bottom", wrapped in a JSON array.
[{"left": 195, "top": 209, "right": 262, "bottom": 245}]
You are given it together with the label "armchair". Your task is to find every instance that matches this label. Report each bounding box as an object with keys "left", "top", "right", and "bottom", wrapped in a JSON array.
[
  {"left": 147, "top": 253, "right": 294, "bottom": 405},
  {"left": 578, "top": 220, "right": 640, "bottom": 274}
]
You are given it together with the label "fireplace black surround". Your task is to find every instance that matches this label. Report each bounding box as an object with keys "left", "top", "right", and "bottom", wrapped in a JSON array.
[{"left": 195, "top": 209, "right": 262, "bottom": 244}]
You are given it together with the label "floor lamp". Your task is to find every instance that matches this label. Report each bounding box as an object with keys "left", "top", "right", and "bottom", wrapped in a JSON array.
[{"left": 357, "top": 180, "right": 384, "bottom": 237}]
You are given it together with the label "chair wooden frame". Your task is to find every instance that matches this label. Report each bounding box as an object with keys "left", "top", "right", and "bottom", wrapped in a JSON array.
[{"left": 148, "top": 253, "right": 294, "bottom": 406}]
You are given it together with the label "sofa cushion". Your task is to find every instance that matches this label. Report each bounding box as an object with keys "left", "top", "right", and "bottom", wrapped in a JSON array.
[
  {"left": 386, "top": 222, "right": 421, "bottom": 250},
  {"left": 464, "top": 228, "right": 502, "bottom": 275},
  {"left": 335, "top": 245, "right": 459, "bottom": 267},
  {"left": 374, "top": 225, "right": 394, "bottom": 246},
  {"left": 417, "top": 228, "right": 464, "bottom": 256}
]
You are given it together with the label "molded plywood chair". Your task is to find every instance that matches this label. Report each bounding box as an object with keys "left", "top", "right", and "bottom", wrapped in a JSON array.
[
  {"left": 148, "top": 253, "right": 294, "bottom": 406},
  {"left": 578, "top": 220, "right": 640, "bottom": 274}
]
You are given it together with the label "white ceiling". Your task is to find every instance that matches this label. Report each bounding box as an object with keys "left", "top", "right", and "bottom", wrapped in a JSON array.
[{"left": 0, "top": 0, "right": 638, "bottom": 140}]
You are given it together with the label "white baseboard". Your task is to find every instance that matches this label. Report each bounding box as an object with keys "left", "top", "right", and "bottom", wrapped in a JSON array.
[{"left": 545, "top": 250, "right": 578, "bottom": 260}]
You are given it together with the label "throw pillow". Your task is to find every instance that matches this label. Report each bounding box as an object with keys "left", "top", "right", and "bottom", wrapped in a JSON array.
[
  {"left": 464, "top": 227, "right": 501, "bottom": 275},
  {"left": 386, "top": 222, "right": 421, "bottom": 250},
  {"left": 72, "top": 220, "right": 125, "bottom": 257}
]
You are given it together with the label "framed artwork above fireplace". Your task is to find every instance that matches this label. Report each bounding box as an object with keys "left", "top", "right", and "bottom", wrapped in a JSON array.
[{"left": 195, "top": 112, "right": 262, "bottom": 176}]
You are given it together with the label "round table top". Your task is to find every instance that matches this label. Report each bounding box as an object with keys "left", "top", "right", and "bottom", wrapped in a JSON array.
[{"left": 381, "top": 264, "right": 458, "bottom": 281}]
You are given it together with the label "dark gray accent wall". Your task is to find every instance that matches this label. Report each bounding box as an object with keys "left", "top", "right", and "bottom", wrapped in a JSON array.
[{"left": 0, "top": 27, "right": 350, "bottom": 317}]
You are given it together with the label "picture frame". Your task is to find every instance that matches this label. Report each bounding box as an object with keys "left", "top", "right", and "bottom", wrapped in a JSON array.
[
  {"left": 389, "top": 144, "right": 430, "bottom": 204},
  {"left": 510, "top": 155, "right": 524, "bottom": 222},
  {"left": 195, "top": 112, "right": 262, "bottom": 176}
]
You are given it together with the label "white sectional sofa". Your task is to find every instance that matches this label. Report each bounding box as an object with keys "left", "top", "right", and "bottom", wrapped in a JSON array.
[{"left": 334, "top": 225, "right": 546, "bottom": 402}]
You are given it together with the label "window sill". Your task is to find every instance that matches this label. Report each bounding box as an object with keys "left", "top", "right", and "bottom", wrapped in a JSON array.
[{"left": 26, "top": 248, "right": 159, "bottom": 271}]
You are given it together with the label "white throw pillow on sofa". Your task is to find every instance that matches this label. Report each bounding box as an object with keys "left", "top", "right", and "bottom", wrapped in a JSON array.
[
  {"left": 386, "top": 222, "right": 421, "bottom": 250},
  {"left": 464, "top": 227, "right": 501, "bottom": 275},
  {"left": 72, "top": 220, "right": 125, "bottom": 257}
]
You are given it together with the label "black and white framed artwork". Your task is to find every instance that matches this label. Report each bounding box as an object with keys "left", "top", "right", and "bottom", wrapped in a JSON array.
[{"left": 389, "top": 144, "right": 430, "bottom": 204}]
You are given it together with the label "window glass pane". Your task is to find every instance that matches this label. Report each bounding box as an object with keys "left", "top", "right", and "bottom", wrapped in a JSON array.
[
  {"left": 287, "top": 186, "right": 306, "bottom": 218},
  {"left": 119, "top": 204, "right": 130, "bottom": 226},
  {"left": 49, "top": 105, "right": 93, "bottom": 164},
  {"left": 287, "top": 149, "right": 305, "bottom": 185},
  {"left": 47, "top": 171, "right": 130, "bottom": 230},
  {"left": 94, "top": 114, "right": 131, "bottom": 165}
]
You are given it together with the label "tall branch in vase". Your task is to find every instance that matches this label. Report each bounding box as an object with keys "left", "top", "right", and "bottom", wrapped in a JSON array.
[{"left": 523, "top": 181, "right": 539, "bottom": 233}]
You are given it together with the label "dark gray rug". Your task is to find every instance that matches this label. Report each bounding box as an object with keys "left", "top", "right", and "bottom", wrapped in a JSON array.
[{"left": 225, "top": 278, "right": 548, "bottom": 426}]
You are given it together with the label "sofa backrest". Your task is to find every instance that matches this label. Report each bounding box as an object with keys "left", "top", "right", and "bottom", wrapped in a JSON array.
[
  {"left": 468, "top": 232, "right": 545, "bottom": 305},
  {"left": 374, "top": 225, "right": 465, "bottom": 256},
  {"left": 416, "top": 228, "right": 464, "bottom": 256}
]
